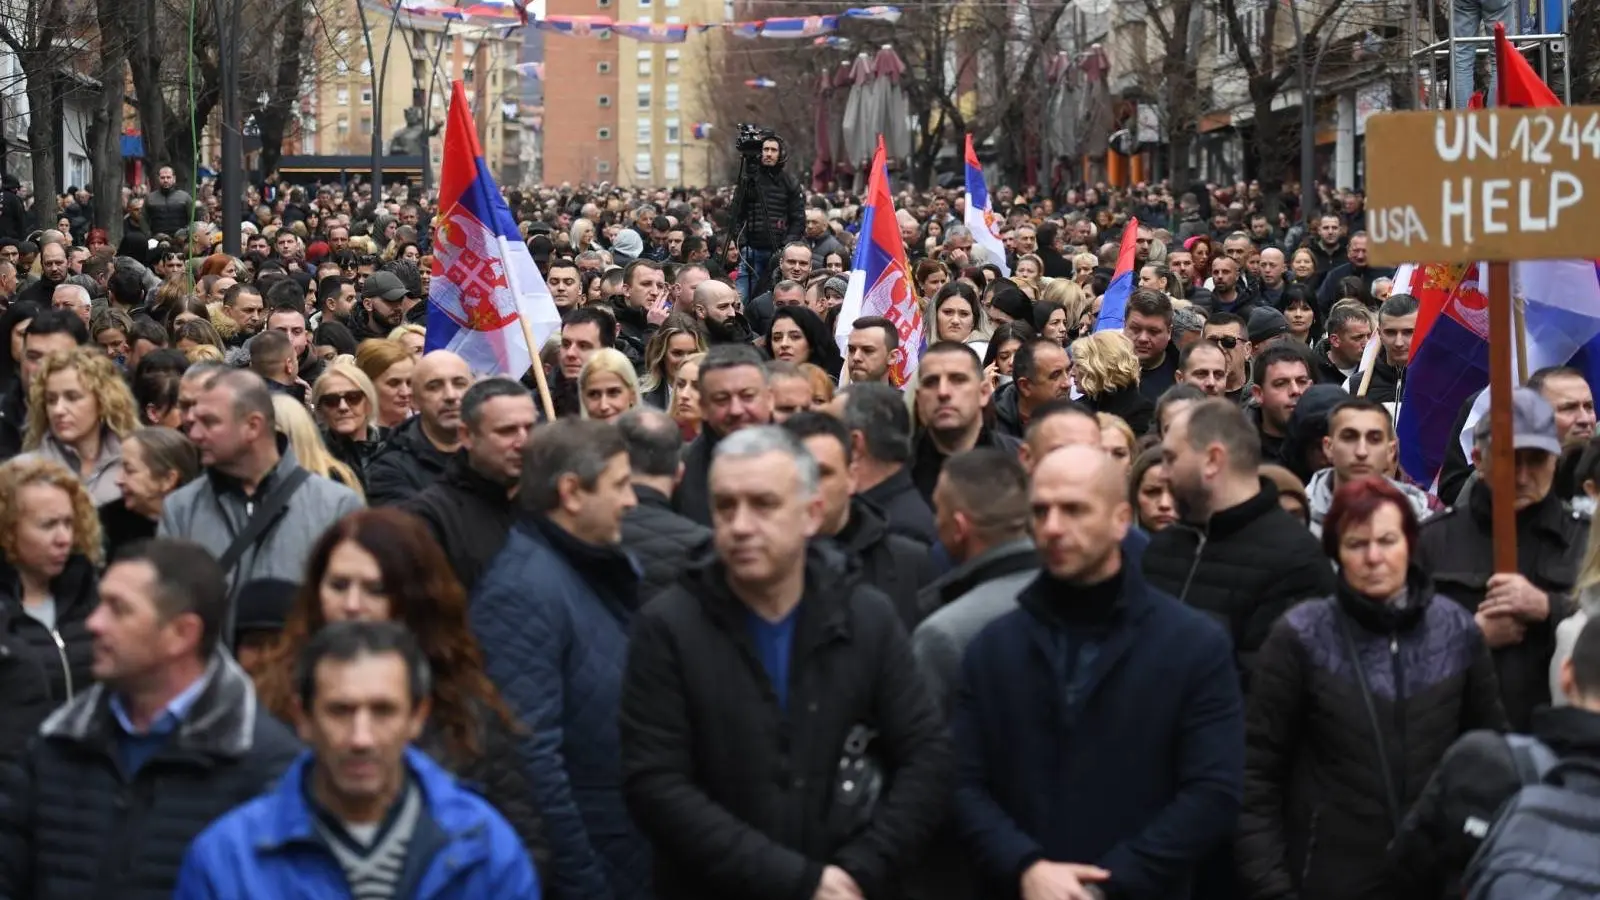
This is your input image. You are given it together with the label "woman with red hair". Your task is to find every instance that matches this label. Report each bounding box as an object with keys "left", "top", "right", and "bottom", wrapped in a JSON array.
[
  {"left": 1235, "top": 477, "right": 1506, "bottom": 900},
  {"left": 84, "top": 228, "right": 109, "bottom": 252}
]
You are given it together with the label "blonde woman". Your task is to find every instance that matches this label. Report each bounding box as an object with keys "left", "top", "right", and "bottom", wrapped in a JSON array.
[
  {"left": 387, "top": 323, "right": 427, "bottom": 359},
  {"left": 354, "top": 339, "right": 415, "bottom": 429},
  {"left": 1013, "top": 253, "right": 1045, "bottom": 286},
  {"left": 273, "top": 394, "right": 365, "bottom": 499},
  {"left": 1070, "top": 330, "right": 1153, "bottom": 435},
  {"left": 670, "top": 351, "right": 705, "bottom": 440},
  {"left": 1041, "top": 277, "right": 1093, "bottom": 342},
  {"left": 185, "top": 344, "right": 225, "bottom": 365},
  {"left": 0, "top": 457, "right": 102, "bottom": 760},
  {"left": 1096, "top": 412, "right": 1137, "bottom": 476},
  {"left": 312, "top": 362, "right": 383, "bottom": 492},
  {"left": 579, "top": 347, "right": 640, "bottom": 423},
  {"left": 1072, "top": 251, "right": 1099, "bottom": 287},
  {"left": 22, "top": 347, "right": 140, "bottom": 505}
]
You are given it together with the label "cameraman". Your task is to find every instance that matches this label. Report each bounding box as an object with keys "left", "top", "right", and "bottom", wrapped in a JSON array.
[{"left": 730, "top": 133, "right": 804, "bottom": 302}]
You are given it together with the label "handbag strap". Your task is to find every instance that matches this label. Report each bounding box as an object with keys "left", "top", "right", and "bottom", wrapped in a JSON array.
[
  {"left": 1335, "top": 610, "right": 1404, "bottom": 833},
  {"left": 217, "top": 467, "right": 310, "bottom": 576}
]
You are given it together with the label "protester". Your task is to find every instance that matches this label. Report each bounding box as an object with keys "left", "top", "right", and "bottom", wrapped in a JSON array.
[
  {"left": 911, "top": 341, "right": 1021, "bottom": 502},
  {"left": 617, "top": 407, "right": 712, "bottom": 601},
  {"left": 1304, "top": 398, "right": 1433, "bottom": 535},
  {"left": 366, "top": 350, "right": 470, "bottom": 505},
  {"left": 471, "top": 419, "right": 649, "bottom": 899},
  {"left": 0, "top": 539, "right": 300, "bottom": 899},
  {"left": 845, "top": 315, "right": 900, "bottom": 385},
  {"left": 18, "top": 346, "right": 138, "bottom": 505},
  {"left": 579, "top": 347, "right": 641, "bottom": 423},
  {"left": 1071, "top": 331, "right": 1154, "bottom": 435},
  {"left": 621, "top": 425, "right": 950, "bottom": 900},
  {"left": 992, "top": 337, "right": 1073, "bottom": 440},
  {"left": 1130, "top": 446, "right": 1177, "bottom": 532},
  {"left": 354, "top": 337, "right": 416, "bottom": 430},
  {"left": 675, "top": 343, "right": 773, "bottom": 526},
  {"left": 311, "top": 361, "right": 382, "bottom": 491},
  {"left": 0, "top": 308, "right": 89, "bottom": 459},
  {"left": 639, "top": 315, "right": 706, "bottom": 410},
  {"left": 1237, "top": 478, "right": 1505, "bottom": 900},
  {"left": 100, "top": 427, "right": 200, "bottom": 558},
  {"left": 955, "top": 445, "right": 1243, "bottom": 900},
  {"left": 177, "top": 620, "right": 539, "bottom": 898}
]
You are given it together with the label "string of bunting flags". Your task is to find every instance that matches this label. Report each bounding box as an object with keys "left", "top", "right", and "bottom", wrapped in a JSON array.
[{"left": 395, "top": 3, "right": 903, "bottom": 41}]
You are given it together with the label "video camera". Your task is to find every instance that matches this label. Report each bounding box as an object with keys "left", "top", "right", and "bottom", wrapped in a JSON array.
[{"left": 736, "top": 123, "right": 775, "bottom": 158}]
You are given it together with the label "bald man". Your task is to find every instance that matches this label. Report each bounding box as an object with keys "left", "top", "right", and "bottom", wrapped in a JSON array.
[
  {"left": 693, "top": 279, "right": 753, "bottom": 345},
  {"left": 952, "top": 442, "right": 1245, "bottom": 900},
  {"left": 366, "top": 350, "right": 473, "bottom": 505}
]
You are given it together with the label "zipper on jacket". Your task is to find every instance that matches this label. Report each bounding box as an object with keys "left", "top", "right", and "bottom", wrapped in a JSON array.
[
  {"left": 1388, "top": 633, "right": 1404, "bottom": 809},
  {"left": 49, "top": 627, "right": 73, "bottom": 702},
  {"left": 1177, "top": 529, "right": 1207, "bottom": 603}
]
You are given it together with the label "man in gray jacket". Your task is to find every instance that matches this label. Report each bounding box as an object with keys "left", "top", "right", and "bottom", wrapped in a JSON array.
[
  {"left": 910, "top": 447, "right": 1037, "bottom": 714},
  {"left": 160, "top": 369, "right": 363, "bottom": 627}
]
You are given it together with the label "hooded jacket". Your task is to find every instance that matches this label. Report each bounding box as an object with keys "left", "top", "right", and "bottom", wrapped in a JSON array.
[
  {"left": 1279, "top": 384, "right": 1348, "bottom": 480},
  {"left": 1305, "top": 469, "right": 1436, "bottom": 536}
]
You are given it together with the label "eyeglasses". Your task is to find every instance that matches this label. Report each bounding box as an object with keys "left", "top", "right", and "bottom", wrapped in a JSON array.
[
  {"left": 318, "top": 391, "right": 366, "bottom": 410},
  {"left": 1210, "top": 336, "right": 1242, "bottom": 350}
]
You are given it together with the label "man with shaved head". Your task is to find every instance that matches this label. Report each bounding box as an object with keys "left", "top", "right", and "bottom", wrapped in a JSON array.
[
  {"left": 367, "top": 350, "right": 473, "bottom": 505},
  {"left": 953, "top": 443, "right": 1244, "bottom": 900}
]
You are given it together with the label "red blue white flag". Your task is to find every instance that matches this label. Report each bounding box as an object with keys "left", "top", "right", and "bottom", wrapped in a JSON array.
[
  {"left": 426, "top": 81, "right": 561, "bottom": 377},
  {"left": 1093, "top": 217, "right": 1140, "bottom": 332},
  {"left": 834, "top": 136, "right": 921, "bottom": 387},
  {"left": 963, "top": 134, "right": 1008, "bottom": 276}
]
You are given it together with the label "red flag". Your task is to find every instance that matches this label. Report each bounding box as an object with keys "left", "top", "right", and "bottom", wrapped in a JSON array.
[{"left": 1494, "top": 23, "right": 1559, "bottom": 108}]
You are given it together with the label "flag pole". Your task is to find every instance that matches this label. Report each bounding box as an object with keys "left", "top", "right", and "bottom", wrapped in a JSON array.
[
  {"left": 1356, "top": 362, "right": 1376, "bottom": 397},
  {"left": 1487, "top": 260, "right": 1518, "bottom": 575},
  {"left": 519, "top": 317, "right": 557, "bottom": 422},
  {"left": 1512, "top": 295, "right": 1530, "bottom": 385}
]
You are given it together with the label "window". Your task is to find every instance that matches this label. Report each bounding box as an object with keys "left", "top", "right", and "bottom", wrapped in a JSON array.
[
  {"left": 637, "top": 119, "right": 652, "bottom": 144},
  {"left": 599, "top": 29, "right": 612, "bottom": 40},
  {"left": 335, "top": 60, "right": 348, "bottom": 75},
  {"left": 664, "top": 83, "right": 679, "bottom": 110},
  {"left": 597, "top": 60, "right": 612, "bottom": 74},
  {"left": 412, "top": 31, "right": 425, "bottom": 51},
  {"left": 639, "top": 0, "right": 651, "bottom": 6},
  {"left": 360, "top": 60, "right": 372, "bottom": 76},
  {"left": 464, "top": 68, "right": 476, "bottom": 85},
  {"left": 635, "top": 153, "right": 651, "bottom": 176},
  {"left": 665, "top": 49, "right": 680, "bottom": 76},
  {"left": 665, "top": 15, "right": 680, "bottom": 23},
  {"left": 360, "top": 116, "right": 372, "bottom": 135},
  {"left": 598, "top": 0, "right": 611, "bottom": 6},
  {"left": 665, "top": 117, "right": 680, "bottom": 142},
  {"left": 1218, "top": 7, "right": 1262, "bottom": 56},
  {"left": 360, "top": 88, "right": 372, "bottom": 104},
  {"left": 336, "top": 115, "right": 349, "bottom": 132},
  {"left": 637, "top": 84, "right": 651, "bottom": 110},
  {"left": 598, "top": 94, "right": 612, "bottom": 107},
  {"left": 336, "top": 87, "right": 349, "bottom": 105},
  {"left": 597, "top": 160, "right": 611, "bottom": 173},
  {"left": 598, "top": 127, "right": 613, "bottom": 139},
  {"left": 637, "top": 50, "right": 651, "bottom": 76},
  {"left": 665, "top": 151, "right": 680, "bottom": 181},
  {"left": 666, "top": 0, "right": 679, "bottom": 7},
  {"left": 413, "top": 59, "right": 426, "bottom": 81}
]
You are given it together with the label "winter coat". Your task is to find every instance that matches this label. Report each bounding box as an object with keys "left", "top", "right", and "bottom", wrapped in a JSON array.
[
  {"left": 159, "top": 443, "right": 365, "bottom": 597},
  {"left": 1235, "top": 571, "right": 1506, "bottom": 900},
  {"left": 858, "top": 466, "right": 937, "bottom": 546},
  {"left": 173, "top": 748, "right": 540, "bottom": 900},
  {"left": 469, "top": 514, "right": 651, "bottom": 900},
  {"left": 0, "top": 651, "right": 302, "bottom": 900},
  {"left": 0, "top": 189, "right": 26, "bottom": 243},
  {"left": 621, "top": 544, "right": 952, "bottom": 900},
  {"left": 1343, "top": 357, "right": 1405, "bottom": 405},
  {"left": 405, "top": 452, "right": 518, "bottom": 593},
  {"left": 827, "top": 497, "right": 938, "bottom": 630},
  {"left": 1080, "top": 383, "right": 1155, "bottom": 436},
  {"left": 1304, "top": 470, "right": 1436, "bottom": 537},
  {"left": 675, "top": 428, "right": 723, "bottom": 527},
  {"left": 143, "top": 186, "right": 195, "bottom": 238},
  {"left": 954, "top": 564, "right": 1244, "bottom": 900},
  {"left": 991, "top": 383, "right": 1026, "bottom": 440},
  {"left": 910, "top": 427, "right": 1023, "bottom": 505},
  {"left": 1415, "top": 486, "right": 1587, "bottom": 730},
  {"left": 732, "top": 156, "right": 805, "bottom": 251},
  {"left": 1388, "top": 704, "right": 1600, "bottom": 898},
  {"left": 322, "top": 425, "right": 383, "bottom": 494},
  {"left": 619, "top": 484, "right": 712, "bottom": 604},
  {"left": 17, "top": 428, "right": 124, "bottom": 506},
  {"left": 1142, "top": 478, "right": 1336, "bottom": 682},
  {"left": 422, "top": 707, "right": 550, "bottom": 877},
  {"left": 0, "top": 380, "right": 24, "bottom": 461},
  {"left": 1550, "top": 585, "right": 1600, "bottom": 707},
  {"left": 367, "top": 415, "right": 454, "bottom": 506},
  {"left": 910, "top": 537, "right": 1039, "bottom": 714},
  {"left": 98, "top": 496, "right": 158, "bottom": 562},
  {"left": 0, "top": 553, "right": 97, "bottom": 727}
]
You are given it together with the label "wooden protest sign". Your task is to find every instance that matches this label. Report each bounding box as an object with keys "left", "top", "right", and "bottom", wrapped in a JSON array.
[{"left": 1364, "top": 106, "right": 1600, "bottom": 267}]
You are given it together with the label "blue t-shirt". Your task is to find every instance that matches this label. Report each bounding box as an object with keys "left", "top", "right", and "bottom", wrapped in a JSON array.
[{"left": 746, "top": 605, "right": 801, "bottom": 711}]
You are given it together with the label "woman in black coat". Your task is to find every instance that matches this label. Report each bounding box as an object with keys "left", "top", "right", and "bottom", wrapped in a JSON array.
[
  {"left": 250, "top": 508, "right": 548, "bottom": 874},
  {"left": 1069, "top": 330, "right": 1155, "bottom": 436},
  {"left": 766, "top": 305, "right": 842, "bottom": 381},
  {"left": 1235, "top": 478, "right": 1506, "bottom": 900},
  {"left": 0, "top": 458, "right": 100, "bottom": 764}
]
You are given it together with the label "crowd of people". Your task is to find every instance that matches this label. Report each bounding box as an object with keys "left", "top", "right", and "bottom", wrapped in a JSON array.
[{"left": 0, "top": 163, "right": 1594, "bottom": 900}]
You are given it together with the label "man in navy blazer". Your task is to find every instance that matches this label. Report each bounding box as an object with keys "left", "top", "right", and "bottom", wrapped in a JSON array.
[{"left": 953, "top": 445, "right": 1244, "bottom": 900}]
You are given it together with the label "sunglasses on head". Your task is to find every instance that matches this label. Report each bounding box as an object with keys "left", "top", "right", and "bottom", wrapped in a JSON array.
[
  {"left": 1211, "top": 336, "right": 1241, "bottom": 350},
  {"left": 318, "top": 391, "right": 366, "bottom": 410}
]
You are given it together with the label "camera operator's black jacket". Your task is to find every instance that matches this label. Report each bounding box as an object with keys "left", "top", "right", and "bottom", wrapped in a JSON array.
[{"left": 732, "top": 142, "right": 805, "bottom": 252}]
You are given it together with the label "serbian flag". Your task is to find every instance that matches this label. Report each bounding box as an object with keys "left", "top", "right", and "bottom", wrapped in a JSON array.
[
  {"left": 611, "top": 22, "right": 689, "bottom": 42},
  {"left": 963, "top": 135, "right": 1008, "bottom": 276},
  {"left": 425, "top": 81, "right": 561, "bottom": 376},
  {"left": 1093, "top": 218, "right": 1140, "bottom": 332},
  {"left": 834, "top": 136, "right": 922, "bottom": 387},
  {"left": 761, "top": 15, "right": 838, "bottom": 37}
]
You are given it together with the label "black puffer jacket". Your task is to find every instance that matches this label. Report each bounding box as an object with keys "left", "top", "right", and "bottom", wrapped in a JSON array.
[
  {"left": 1142, "top": 478, "right": 1336, "bottom": 681},
  {"left": 366, "top": 415, "right": 453, "bottom": 506},
  {"left": 732, "top": 144, "right": 805, "bottom": 252},
  {"left": 991, "top": 383, "right": 1026, "bottom": 440},
  {"left": 0, "top": 380, "right": 24, "bottom": 461},
  {"left": 405, "top": 452, "right": 517, "bottom": 593},
  {"left": 419, "top": 702, "right": 550, "bottom": 878},
  {"left": 620, "top": 545, "right": 952, "bottom": 900},
  {"left": 0, "top": 554, "right": 97, "bottom": 715},
  {"left": 675, "top": 427, "right": 724, "bottom": 527},
  {"left": 0, "top": 632, "right": 51, "bottom": 774},
  {"left": 1415, "top": 486, "right": 1586, "bottom": 730},
  {"left": 1080, "top": 383, "right": 1155, "bottom": 436},
  {"left": 0, "top": 652, "right": 301, "bottom": 900},
  {"left": 322, "top": 426, "right": 384, "bottom": 494},
  {"left": 829, "top": 497, "right": 938, "bottom": 630},
  {"left": 1235, "top": 570, "right": 1506, "bottom": 900},
  {"left": 858, "top": 467, "right": 937, "bottom": 546},
  {"left": 620, "top": 484, "right": 712, "bottom": 603}
]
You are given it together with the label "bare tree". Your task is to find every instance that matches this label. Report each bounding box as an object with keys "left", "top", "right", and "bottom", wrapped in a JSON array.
[
  {"left": 1137, "top": 0, "right": 1203, "bottom": 189},
  {"left": 0, "top": 0, "right": 102, "bottom": 228},
  {"left": 90, "top": 0, "right": 130, "bottom": 241},
  {"left": 1571, "top": 0, "right": 1600, "bottom": 103}
]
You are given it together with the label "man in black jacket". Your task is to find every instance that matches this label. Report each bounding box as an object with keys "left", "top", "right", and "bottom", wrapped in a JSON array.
[
  {"left": 368, "top": 350, "right": 470, "bottom": 505},
  {"left": 840, "top": 382, "right": 936, "bottom": 545},
  {"left": 0, "top": 309, "right": 87, "bottom": 458},
  {"left": 406, "top": 377, "right": 535, "bottom": 592},
  {"left": 1416, "top": 388, "right": 1587, "bottom": 730},
  {"left": 992, "top": 338, "right": 1072, "bottom": 441},
  {"left": 0, "top": 175, "right": 25, "bottom": 242},
  {"left": 1390, "top": 615, "right": 1600, "bottom": 897},
  {"left": 1343, "top": 292, "right": 1416, "bottom": 403},
  {"left": 676, "top": 344, "right": 773, "bottom": 526},
  {"left": 620, "top": 425, "right": 951, "bottom": 900},
  {"left": 618, "top": 407, "right": 712, "bottom": 602},
  {"left": 1147, "top": 398, "right": 1335, "bottom": 681},
  {"left": 911, "top": 341, "right": 1023, "bottom": 503},
  {"left": 0, "top": 539, "right": 300, "bottom": 900},
  {"left": 785, "top": 412, "right": 937, "bottom": 629},
  {"left": 731, "top": 133, "right": 805, "bottom": 302}
]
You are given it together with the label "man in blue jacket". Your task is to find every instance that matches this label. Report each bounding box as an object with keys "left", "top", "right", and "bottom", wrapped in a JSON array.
[
  {"left": 173, "top": 621, "right": 539, "bottom": 899},
  {"left": 954, "top": 445, "right": 1244, "bottom": 900},
  {"left": 471, "top": 418, "right": 650, "bottom": 900}
]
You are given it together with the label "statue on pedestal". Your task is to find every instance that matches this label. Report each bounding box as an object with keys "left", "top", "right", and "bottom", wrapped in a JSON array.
[{"left": 388, "top": 107, "right": 439, "bottom": 156}]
